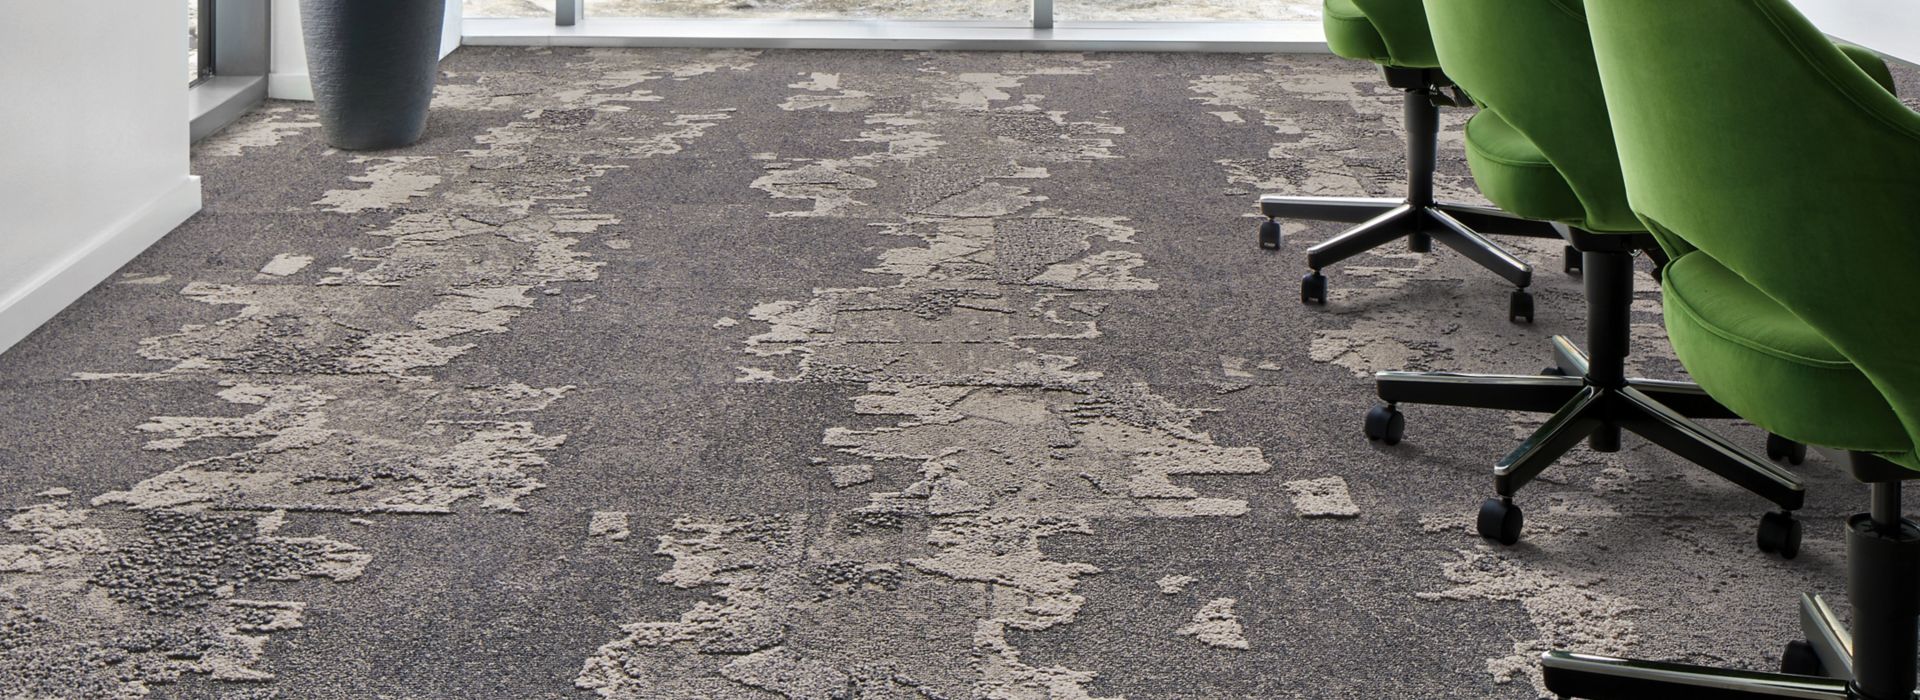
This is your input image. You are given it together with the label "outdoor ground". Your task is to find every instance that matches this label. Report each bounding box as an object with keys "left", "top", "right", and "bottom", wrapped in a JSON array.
[{"left": 464, "top": 0, "right": 1323, "bottom": 21}]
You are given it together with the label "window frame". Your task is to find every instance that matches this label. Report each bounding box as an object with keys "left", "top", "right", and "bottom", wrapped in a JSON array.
[{"left": 188, "top": 0, "right": 270, "bottom": 143}]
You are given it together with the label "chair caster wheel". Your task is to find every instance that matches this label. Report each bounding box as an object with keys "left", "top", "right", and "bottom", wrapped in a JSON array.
[
  {"left": 1757, "top": 511, "right": 1802, "bottom": 559},
  {"left": 1477, "top": 497, "right": 1523, "bottom": 545},
  {"left": 1509, "top": 289, "right": 1535, "bottom": 324},
  {"left": 1564, "top": 245, "right": 1582, "bottom": 274},
  {"left": 1301, "top": 272, "right": 1328, "bottom": 305},
  {"left": 1258, "top": 219, "right": 1282, "bottom": 250},
  {"left": 1540, "top": 366, "right": 1565, "bottom": 377},
  {"left": 1780, "top": 640, "right": 1824, "bottom": 676},
  {"left": 1364, "top": 405, "right": 1405, "bottom": 445},
  {"left": 1766, "top": 433, "right": 1807, "bottom": 465}
]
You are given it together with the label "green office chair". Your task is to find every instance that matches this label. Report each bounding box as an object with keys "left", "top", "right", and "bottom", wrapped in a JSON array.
[
  {"left": 1368, "top": 0, "right": 1811, "bottom": 551},
  {"left": 1535, "top": 1, "right": 1920, "bottom": 698},
  {"left": 1257, "top": 0, "right": 1565, "bottom": 322}
]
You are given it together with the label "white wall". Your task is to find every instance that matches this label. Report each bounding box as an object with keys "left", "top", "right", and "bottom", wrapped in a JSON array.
[
  {"left": 0, "top": 1, "right": 203, "bottom": 355},
  {"left": 271, "top": 0, "right": 465, "bottom": 100},
  {"left": 1792, "top": 0, "right": 1920, "bottom": 66},
  {"left": 444, "top": 0, "right": 467, "bottom": 62}
]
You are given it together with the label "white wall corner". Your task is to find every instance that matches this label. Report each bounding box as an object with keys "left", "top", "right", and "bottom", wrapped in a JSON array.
[
  {"left": 267, "top": 72, "right": 314, "bottom": 101},
  {"left": 0, "top": 176, "right": 203, "bottom": 356},
  {"left": 1791, "top": 0, "right": 1920, "bottom": 67},
  {"left": 443, "top": 0, "right": 465, "bottom": 59}
]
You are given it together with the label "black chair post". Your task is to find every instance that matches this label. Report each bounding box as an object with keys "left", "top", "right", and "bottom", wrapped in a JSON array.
[
  {"left": 1260, "top": 67, "right": 1564, "bottom": 322},
  {"left": 1538, "top": 459, "right": 1920, "bottom": 700}
]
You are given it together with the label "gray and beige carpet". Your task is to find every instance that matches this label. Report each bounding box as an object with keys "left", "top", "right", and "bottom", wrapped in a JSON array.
[{"left": 4, "top": 48, "right": 1916, "bottom": 699}]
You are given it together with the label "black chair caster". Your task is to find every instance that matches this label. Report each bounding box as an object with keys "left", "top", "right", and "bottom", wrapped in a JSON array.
[
  {"left": 1364, "top": 405, "right": 1405, "bottom": 445},
  {"left": 1780, "top": 640, "right": 1824, "bottom": 676},
  {"left": 1509, "top": 288, "right": 1535, "bottom": 324},
  {"left": 1258, "top": 218, "right": 1281, "bottom": 250},
  {"left": 1757, "top": 510, "right": 1802, "bottom": 559},
  {"left": 1767, "top": 433, "right": 1808, "bottom": 465},
  {"left": 1564, "top": 245, "right": 1582, "bottom": 274},
  {"left": 1478, "top": 497, "right": 1524, "bottom": 545},
  {"left": 1301, "top": 272, "right": 1328, "bottom": 305}
]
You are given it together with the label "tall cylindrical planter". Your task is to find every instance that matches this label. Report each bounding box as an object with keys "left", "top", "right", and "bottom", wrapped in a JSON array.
[{"left": 300, "top": 0, "right": 444, "bottom": 150}]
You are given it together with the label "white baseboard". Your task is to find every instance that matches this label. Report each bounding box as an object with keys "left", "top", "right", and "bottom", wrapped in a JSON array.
[
  {"left": 267, "top": 72, "right": 314, "bottom": 101},
  {"left": 0, "top": 176, "right": 203, "bottom": 356}
]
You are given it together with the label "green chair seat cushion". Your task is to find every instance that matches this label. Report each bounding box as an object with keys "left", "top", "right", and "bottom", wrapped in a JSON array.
[
  {"left": 1462, "top": 110, "right": 1586, "bottom": 224},
  {"left": 1662, "top": 251, "right": 1916, "bottom": 462},
  {"left": 1324, "top": 0, "right": 1439, "bottom": 68}
]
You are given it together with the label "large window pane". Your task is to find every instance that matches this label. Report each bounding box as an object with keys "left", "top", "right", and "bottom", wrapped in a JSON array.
[
  {"left": 467, "top": 0, "right": 556, "bottom": 19},
  {"left": 582, "top": 0, "right": 1026, "bottom": 21},
  {"left": 1058, "top": 0, "right": 1318, "bottom": 21}
]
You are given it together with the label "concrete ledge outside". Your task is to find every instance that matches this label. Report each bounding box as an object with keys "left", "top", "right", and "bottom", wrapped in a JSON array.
[{"left": 462, "top": 17, "right": 1327, "bottom": 52}]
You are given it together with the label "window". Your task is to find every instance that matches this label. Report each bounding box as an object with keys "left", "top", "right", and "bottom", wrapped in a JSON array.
[
  {"left": 466, "top": 0, "right": 556, "bottom": 19},
  {"left": 187, "top": 0, "right": 268, "bottom": 142},
  {"left": 579, "top": 0, "right": 1026, "bottom": 21},
  {"left": 460, "top": 0, "right": 1325, "bottom": 48},
  {"left": 189, "top": 0, "right": 210, "bottom": 84},
  {"left": 1056, "top": 0, "right": 1320, "bottom": 22},
  {"left": 462, "top": 0, "right": 1321, "bottom": 25}
]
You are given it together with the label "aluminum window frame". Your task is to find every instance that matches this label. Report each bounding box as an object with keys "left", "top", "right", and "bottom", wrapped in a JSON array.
[{"left": 189, "top": 0, "right": 270, "bottom": 142}]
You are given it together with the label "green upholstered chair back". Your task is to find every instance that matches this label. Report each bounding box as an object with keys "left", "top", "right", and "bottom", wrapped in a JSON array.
[
  {"left": 1329, "top": 0, "right": 1440, "bottom": 68},
  {"left": 1421, "top": 0, "right": 1637, "bottom": 233},
  {"left": 1586, "top": 0, "right": 1920, "bottom": 458}
]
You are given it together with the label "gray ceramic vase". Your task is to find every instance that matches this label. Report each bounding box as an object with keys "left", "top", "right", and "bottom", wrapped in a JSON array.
[{"left": 300, "top": 0, "right": 444, "bottom": 150}]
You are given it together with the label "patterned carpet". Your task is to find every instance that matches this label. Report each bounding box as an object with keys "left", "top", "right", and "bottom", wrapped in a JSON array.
[{"left": 2, "top": 47, "right": 1913, "bottom": 699}]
